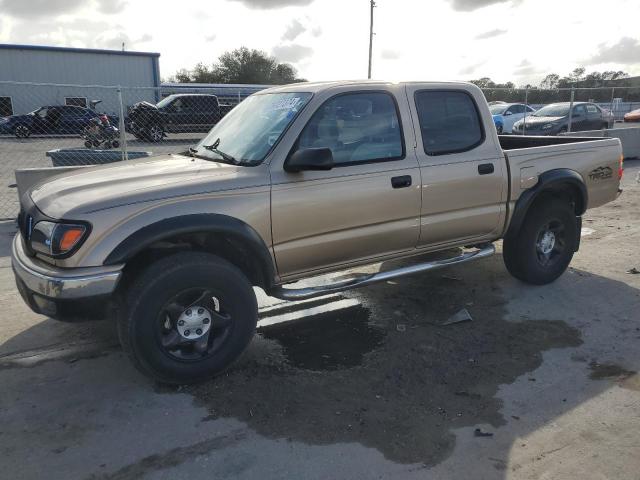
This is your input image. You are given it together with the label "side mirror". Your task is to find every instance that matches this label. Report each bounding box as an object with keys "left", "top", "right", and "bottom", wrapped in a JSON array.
[
  {"left": 504, "top": 111, "right": 513, "bottom": 116},
  {"left": 284, "top": 148, "right": 334, "bottom": 173}
]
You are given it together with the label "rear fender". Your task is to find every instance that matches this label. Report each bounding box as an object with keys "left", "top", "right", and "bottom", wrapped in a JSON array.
[{"left": 506, "top": 168, "right": 587, "bottom": 246}]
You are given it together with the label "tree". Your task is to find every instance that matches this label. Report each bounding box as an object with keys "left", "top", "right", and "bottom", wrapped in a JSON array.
[
  {"left": 539, "top": 73, "right": 560, "bottom": 90},
  {"left": 169, "top": 47, "right": 305, "bottom": 84}
]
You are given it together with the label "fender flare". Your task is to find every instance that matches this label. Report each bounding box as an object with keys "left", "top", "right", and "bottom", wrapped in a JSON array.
[
  {"left": 506, "top": 168, "right": 587, "bottom": 238},
  {"left": 103, "top": 214, "right": 275, "bottom": 288}
]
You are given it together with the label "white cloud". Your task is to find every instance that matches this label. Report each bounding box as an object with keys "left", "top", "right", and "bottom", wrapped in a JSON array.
[
  {"left": 271, "top": 43, "right": 313, "bottom": 63},
  {"left": 587, "top": 37, "right": 640, "bottom": 65},
  {"left": 282, "top": 19, "right": 305, "bottom": 41},
  {"left": 227, "top": 0, "right": 313, "bottom": 9}
]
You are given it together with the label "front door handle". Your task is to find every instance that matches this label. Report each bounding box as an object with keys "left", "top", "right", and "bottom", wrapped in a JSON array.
[
  {"left": 478, "top": 163, "right": 494, "bottom": 175},
  {"left": 391, "top": 175, "right": 412, "bottom": 188}
]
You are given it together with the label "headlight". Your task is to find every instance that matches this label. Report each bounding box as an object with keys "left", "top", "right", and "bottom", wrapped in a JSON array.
[
  {"left": 541, "top": 123, "right": 555, "bottom": 130},
  {"left": 0, "top": 117, "right": 9, "bottom": 124},
  {"left": 30, "top": 221, "right": 89, "bottom": 257}
]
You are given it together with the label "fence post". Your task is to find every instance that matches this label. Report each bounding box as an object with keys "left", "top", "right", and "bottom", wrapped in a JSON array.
[
  {"left": 117, "top": 86, "right": 128, "bottom": 161},
  {"left": 523, "top": 87, "right": 529, "bottom": 136},
  {"left": 610, "top": 87, "right": 616, "bottom": 121},
  {"left": 567, "top": 86, "right": 575, "bottom": 133}
]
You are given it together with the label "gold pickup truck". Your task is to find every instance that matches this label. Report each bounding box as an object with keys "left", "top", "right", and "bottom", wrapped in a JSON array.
[{"left": 12, "top": 81, "right": 624, "bottom": 383}]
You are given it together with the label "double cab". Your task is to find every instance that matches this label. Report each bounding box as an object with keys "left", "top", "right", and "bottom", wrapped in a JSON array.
[{"left": 12, "top": 81, "right": 623, "bottom": 383}]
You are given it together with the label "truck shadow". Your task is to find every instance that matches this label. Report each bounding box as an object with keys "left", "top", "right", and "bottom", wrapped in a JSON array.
[
  {"left": 1, "top": 252, "right": 638, "bottom": 474},
  {"left": 183, "top": 252, "right": 640, "bottom": 468}
]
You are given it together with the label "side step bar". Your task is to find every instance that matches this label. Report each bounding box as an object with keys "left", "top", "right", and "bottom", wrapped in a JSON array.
[{"left": 270, "top": 244, "right": 496, "bottom": 301}]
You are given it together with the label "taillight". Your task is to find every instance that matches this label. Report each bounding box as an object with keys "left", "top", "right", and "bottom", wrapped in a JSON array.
[{"left": 618, "top": 154, "right": 624, "bottom": 180}]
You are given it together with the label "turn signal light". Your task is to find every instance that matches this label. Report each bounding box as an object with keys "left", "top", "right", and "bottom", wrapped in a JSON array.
[{"left": 59, "top": 228, "right": 85, "bottom": 252}]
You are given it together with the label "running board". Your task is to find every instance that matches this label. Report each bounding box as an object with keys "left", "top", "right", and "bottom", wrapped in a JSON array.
[{"left": 270, "top": 244, "right": 496, "bottom": 301}]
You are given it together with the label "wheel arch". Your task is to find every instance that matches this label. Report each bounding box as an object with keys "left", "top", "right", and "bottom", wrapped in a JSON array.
[
  {"left": 104, "top": 214, "right": 276, "bottom": 290},
  {"left": 506, "top": 168, "right": 587, "bottom": 238}
]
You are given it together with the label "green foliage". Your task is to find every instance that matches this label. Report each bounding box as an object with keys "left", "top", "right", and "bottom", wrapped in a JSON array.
[{"left": 168, "top": 47, "right": 305, "bottom": 85}]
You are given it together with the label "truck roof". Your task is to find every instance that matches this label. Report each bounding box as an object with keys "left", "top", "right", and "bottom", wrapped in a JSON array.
[{"left": 258, "top": 80, "right": 476, "bottom": 94}]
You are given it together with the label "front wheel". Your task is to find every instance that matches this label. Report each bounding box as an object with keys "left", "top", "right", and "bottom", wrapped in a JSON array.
[
  {"left": 496, "top": 125, "right": 503, "bottom": 134},
  {"left": 503, "top": 197, "right": 577, "bottom": 285},
  {"left": 14, "top": 124, "right": 31, "bottom": 138},
  {"left": 117, "top": 252, "right": 258, "bottom": 384},
  {"left": 147, "top": 123, "right": 164, "bottom": 142}
]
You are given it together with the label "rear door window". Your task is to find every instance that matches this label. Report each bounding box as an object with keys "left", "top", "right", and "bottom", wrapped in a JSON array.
[{"left": 414, "top": 90, "right": 484, "bottom": 156}]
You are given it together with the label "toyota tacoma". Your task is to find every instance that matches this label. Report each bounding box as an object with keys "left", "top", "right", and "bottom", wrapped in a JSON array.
[{"left": 12, "top": 81, "right": 624, "bottom": 383}]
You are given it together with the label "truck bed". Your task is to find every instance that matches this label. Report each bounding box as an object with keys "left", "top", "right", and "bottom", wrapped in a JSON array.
[
  {"left": 498, "top": 134, "right": 604, "bottom": 150},
  {"left": 500, "top": 134, "right": 622, "bottom": 212}
]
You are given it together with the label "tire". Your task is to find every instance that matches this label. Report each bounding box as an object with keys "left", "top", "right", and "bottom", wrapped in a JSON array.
[
  {"left": 111, "top": 139, "right": 120, "bottom": 149},
  {"left": 117, "top": 252, "right": 258, "bottom": 384},
  {"left": 497, "top": 125, "right": 503, "bottom": 134},
  {"left": 557, "top": 127, "right": 568, "bottom": 136},
  {"left": 503, "top": 197, "right": 577, "bottom": 285},
  {"left": 84, "top": 140, "right": 93, "bottom": 149},
  {"left": 147, "top": 124, "right": 164, "bottom": 142},
  {"left": 14, "top": 124, "right": 31, "bottom": 138}
]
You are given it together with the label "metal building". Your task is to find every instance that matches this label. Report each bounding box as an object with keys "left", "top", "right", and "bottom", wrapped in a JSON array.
[{"left": 0, "top": 44, "right": 161, "bottom": 117}]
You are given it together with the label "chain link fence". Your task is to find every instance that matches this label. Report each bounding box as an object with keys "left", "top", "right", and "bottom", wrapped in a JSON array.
[
  {"left": 0, "top": 81, "right": 267, "bottom": 219},
  {"left": 1, "top": 81, "right": 639, "bottom": 219}
]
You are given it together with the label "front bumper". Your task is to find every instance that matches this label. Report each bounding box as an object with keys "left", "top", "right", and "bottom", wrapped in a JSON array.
[{"left": 11, "top": 234, "right": 123, "bottom": 316}]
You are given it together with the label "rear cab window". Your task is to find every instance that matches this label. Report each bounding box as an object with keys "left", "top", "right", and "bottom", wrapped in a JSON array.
[{"left": 414, "top": 90, "right": 484, "bottom": 156}]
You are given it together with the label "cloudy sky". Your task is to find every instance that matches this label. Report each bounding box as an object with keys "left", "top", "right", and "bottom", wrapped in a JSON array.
[{"left": 0, "top": 0, "right": 639, "bottom": 85}]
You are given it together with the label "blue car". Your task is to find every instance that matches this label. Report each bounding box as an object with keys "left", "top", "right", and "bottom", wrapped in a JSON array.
[
  {"left": 492, "top": 114, "right": 504, "bottom": 134},
  {"left": 0, "top": 105, "right": 117, "bottom": 138}
]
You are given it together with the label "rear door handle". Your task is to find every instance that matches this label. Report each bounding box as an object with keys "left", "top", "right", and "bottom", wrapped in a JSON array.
[
  {"left": 391, "top": 175, "right": 412, "bottom": 188},
  {"left": 478, "top": 163, "right": 494, "bottom": 175}
]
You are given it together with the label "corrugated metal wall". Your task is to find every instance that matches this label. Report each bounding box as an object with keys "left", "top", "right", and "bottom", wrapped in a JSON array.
[{"left": 0, "top": 46, "right": 159, "bottom": 115}]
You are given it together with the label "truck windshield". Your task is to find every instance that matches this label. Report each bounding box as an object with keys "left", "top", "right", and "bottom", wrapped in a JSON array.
[
  {"left": 156, "top": 96, "right": 176, "bottom": 109},
  {"left": 193, "top": 92, "right": 312, "bottom": 165},
  {"left": 533, "top": 104, "right": 570, "bottom": 117}
]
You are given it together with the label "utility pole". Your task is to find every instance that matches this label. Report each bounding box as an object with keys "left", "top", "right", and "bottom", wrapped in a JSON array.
[{"left": 368, "top": 0, "right": 376, "bottom": 79}]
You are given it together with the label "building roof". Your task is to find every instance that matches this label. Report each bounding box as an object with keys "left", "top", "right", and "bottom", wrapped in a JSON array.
[{"left": 0, "top": 43, "right": 160, "bottom": 58}]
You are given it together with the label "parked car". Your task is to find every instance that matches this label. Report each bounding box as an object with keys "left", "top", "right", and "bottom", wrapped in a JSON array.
[
  {"left": 0, "top": 105, "right": 117, "bottom": 138},
  {"left": 489, "top": 103, "right": 536, "bottom": 134},
  {"left": 623, "top": 108, "right": 640, "bottom": 122},
  {"left": 12, "top": 81, "right": 623, "bottom": 383},
  {"left": 513, "top": 102, "right": 614, "bottom": 135},
  {"left": 126, "top": 94, "right": 234, "bottom": 142},
  {"left": 492, "top": 114, "right": 504, "bottom": 134}
]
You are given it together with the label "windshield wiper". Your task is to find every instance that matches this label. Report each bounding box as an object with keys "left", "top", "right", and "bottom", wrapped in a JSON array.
[{"left": 202, "top": 138, "right": 239, "bottom": 165}]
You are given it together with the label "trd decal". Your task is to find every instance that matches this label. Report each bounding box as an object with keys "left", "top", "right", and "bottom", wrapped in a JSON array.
[{"left": 589, "top": 166, "right": 613, "bottom": 181}]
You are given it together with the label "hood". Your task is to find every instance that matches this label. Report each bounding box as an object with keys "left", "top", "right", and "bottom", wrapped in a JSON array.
[
  {"left": 29, "top": 154, "right": 269, "bottom": 218},
  {"left": 130, "top": 101, "right": 157, "bottom": 112},
  {"left": 5, "top": 113, "right": 31, "bottom": 123},
  {"left": 518, "top": 115, "right": 563, "bottom": 125}
]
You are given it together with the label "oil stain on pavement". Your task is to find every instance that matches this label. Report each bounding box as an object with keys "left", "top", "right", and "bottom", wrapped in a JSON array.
[{"left": 186, "top": 257, "right": 583, "bottom": 466}]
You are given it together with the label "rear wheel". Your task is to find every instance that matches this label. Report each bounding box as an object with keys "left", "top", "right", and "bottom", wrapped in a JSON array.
[
  {"left": 503, "top": 197, "right": 577, "bottom": 285},
  {"left": 117, "top": 252, "right": 258, "bottom": 384}
]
